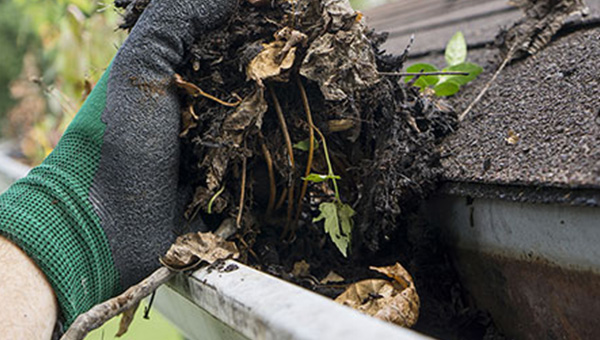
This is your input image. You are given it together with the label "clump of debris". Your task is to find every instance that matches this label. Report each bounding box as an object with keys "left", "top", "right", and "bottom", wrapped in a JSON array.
[{"left": 115, "top": 0, "right": 497, "bottom": 336}]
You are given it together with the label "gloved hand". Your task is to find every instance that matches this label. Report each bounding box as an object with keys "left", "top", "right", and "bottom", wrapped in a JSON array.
[{"left": 0, "top": 0, "right": 236, "bottom": 328}]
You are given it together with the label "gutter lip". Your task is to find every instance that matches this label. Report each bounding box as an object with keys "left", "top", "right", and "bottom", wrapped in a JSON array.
[
  {"left": 439, "top": 180, "right": 600, "bottom": 207},
  {"left": 160, "top": 260, "right": 433, "bottom": 340}
]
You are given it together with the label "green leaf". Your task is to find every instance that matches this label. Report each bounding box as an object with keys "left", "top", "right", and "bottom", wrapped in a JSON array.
[
  {"left": 434, "top": 81, "right": 460, "bottom": 97},
  {"left": 303, "top": 173, "right": 341, "bottom": 183},
  {"left": 293, "top": 139, "right": 319, "bottom": 152},
  {"left": 313, "top": 202, "right": 354, "bottom": 257},
  {"left": 404, "top": 63, "right": 439, "bottom": 90},
  {"left": 445, "top": 31, "right": 467, "bottom": 66},
  {"left": 441, "top": 62, "right": 483, "bottom": 85}
]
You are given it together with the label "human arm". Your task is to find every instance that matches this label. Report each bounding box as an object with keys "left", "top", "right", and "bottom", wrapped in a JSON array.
[
  {"left": 0, "top": 236, "right": 57, "bottom": 339},
  {"left": 0, "top": 0, "right": 236, "bottom": 335}
]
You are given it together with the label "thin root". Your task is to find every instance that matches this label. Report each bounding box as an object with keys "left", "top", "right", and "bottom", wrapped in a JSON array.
[
  {"left": 236, "top": 147, "right": 248, "bottom": 229},
  {"left": 260, "top": 134, "right": 277, "bottom": 216},
  {"left": 268, "top": 84, "right": 295, "bottom": 237},
  {"left": 294, "top": 77, "right": 316, "bottom": 234},
  {"left": 174, "top": 74, "right": 242, "bottom": 107}
]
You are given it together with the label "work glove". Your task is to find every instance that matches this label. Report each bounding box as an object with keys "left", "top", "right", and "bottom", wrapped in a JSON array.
[{"left": 0, "top": 0, "right": 236, "bottom": 328}]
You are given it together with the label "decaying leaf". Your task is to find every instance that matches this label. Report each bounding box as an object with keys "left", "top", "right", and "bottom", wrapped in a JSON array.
[
  {"left": 200, "top": 88, "right": 268, "bottom": 193},
  {"left": 179, "top": 104, "right": 198, "bottom": 138},
  {"left": 247, "top": 28, "right": 306, "bottom": 86},
  {"left": 222, "top": 88, "right": 268, "bottom": 139},
  {"left": 300, "top": 0, "right": 379, "bottom": 101},
  {"left": 335, "top": 263, "right": 420, "bottom": 328},
  {"left": 291, "top": 260, "right": 311, "bottom": 277},
  {"left": 500, "top": 0, "right": 589, "bottom": 59},
  {"left": 320, "top": 271, "right": 345, "bottom": 284},
  {"left": 115, "top": 302, "right": 140, "bottom": 337},
  {"left": 322, "top": 0, "right": 359, "bottom": 31},
  {"left": 160, "top": 232, "right": 240, "bottom": 271},
  {"left": 505, "top": 129, "right": 520, "bottom": 145}
]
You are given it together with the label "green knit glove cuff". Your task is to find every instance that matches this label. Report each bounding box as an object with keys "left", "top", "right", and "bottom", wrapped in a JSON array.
[{"left": 0, "top": 66, "right": 121, "bottom": 327}]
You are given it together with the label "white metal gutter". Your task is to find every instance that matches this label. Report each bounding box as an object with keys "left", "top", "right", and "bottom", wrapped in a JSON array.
[{"left": 155, "top": 261, "right": 433, "bottom": 340}]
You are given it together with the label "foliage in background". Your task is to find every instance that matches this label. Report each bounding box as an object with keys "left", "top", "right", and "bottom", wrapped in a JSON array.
[
  {"left": 404, "top": 31, "right": 482, "bottom": 96},
  {"left": 0, "top": 1, "right": 36, "bottom": 127},
  {"left": 3, "top": 0, "right": 125, "bottom": 164}
]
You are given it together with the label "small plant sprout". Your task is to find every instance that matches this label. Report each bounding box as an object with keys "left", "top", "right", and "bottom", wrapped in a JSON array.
[
  {"left": 304, "top": 125, "right": 355, "bottom": 257},
  {"left": 404, "top": 31, "right": 483, "bottom": 96}
]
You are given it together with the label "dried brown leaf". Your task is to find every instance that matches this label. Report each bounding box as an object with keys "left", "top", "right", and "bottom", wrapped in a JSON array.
[
  {"left": 320, "top": 271, "right": 345, "bottom": 284},
  {"left": 291, "top": 260, "right": 311, "bottom": 277},
  {"left": 222, "top": 88, "right": 268, "bottom": 136},
  {"left": 334, "top": 263, "right": 419, "bottom": 328},
  {"left": 179, "top": 104, "right": 198, "bottom": 138},
  {"left": 322, "top": 0, "right": 359, "bottom": 31},
  {"left": 246, "top": 28, "right": 306, "bottom": 86},
  {"left": 247, "top": 41, "right": 297, "bottom": 85},
  {"left": 160, "top": 232, "right": 240, "bottom": 271},
  {"left": 300, "top": 13, "right": 379, "bottom": 101}
]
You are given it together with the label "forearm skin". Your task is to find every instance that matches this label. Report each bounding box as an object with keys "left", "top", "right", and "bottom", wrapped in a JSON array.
[{"left": 0, "top": 236, "right": 57, "bottom": 340}]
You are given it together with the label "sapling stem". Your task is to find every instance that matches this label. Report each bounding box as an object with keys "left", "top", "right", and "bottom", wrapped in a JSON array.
[{"left": 312, "top": 125, "right": 340, "bottom": 202}]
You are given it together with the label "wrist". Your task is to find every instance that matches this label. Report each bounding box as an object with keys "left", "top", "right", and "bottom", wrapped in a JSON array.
[{"left": 0, "top": 236, "right": 58, "bottom": 340}]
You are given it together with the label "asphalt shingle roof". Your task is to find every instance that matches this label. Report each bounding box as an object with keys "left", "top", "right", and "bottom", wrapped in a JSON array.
[{"left": 366, "top": 0, "right": 600, "bottom": 189}]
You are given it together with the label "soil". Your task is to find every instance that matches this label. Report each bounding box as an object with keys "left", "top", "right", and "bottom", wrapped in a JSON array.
[{"left": 116, "top": 1, "right": 506, "bottom": 338}]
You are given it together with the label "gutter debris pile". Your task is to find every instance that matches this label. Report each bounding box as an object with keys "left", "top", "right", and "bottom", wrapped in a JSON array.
[
  {"left": 114, "top": 0, "right": 460, "bottom": 332},
  {"left": 111, "top": 0, "right": 586, "bottom": 336}
]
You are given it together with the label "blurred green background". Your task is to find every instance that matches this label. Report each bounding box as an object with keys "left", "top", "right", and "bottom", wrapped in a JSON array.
[{"left": 0, "top": 0, "right": 395, "bottom": 339}]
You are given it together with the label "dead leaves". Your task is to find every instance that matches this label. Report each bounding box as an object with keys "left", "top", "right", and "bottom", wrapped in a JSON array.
[
  {"left": 501, "top": 0, "right": 589, "bottom": 59},
  {"left": 335, "top": 263, "right": 420, "bottom": 328},
  {"left": 300, "top": 0, "right": 379, "bottom": 101},
  {"left": 247, "top": 28, "right": 307, "bottom": 86},
  {"left": 160, "top": 232, "right": 240, "bottom": 271}
]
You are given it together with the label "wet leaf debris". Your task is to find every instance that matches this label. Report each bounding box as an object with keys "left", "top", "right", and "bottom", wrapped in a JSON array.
[{"left": 117, "top": 0, "right": 459, "bottom": 331}]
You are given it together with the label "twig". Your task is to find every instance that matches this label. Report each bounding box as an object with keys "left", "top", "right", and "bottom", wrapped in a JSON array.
[
  {"left": 268, "top": 84, "right": 295, "bottom": 236},
  {"left": 60, "top": 267, "right": 174, "bottom": 340},
  {"left": 458, "top": 40, "right": 519, "bottom": 121},
  {"left": 294, "top": 77, "right": 316, "bottom": 231},
  {"left": 379, "top": 71, "right": 470, "bottom": 77},
  {"left": 236, "top": 235, "right": 260, "bottom": 262},
  {"left": 236, "top": 145, "right": 248, "bottom": 229}
]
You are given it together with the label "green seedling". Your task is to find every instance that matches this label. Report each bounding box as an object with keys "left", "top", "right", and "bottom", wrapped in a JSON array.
[
  {"left": 404, "top": 31, "right": 482, "bottom": 96},
  {"left": 304, "top": 127, "right": 355, "bottom": 257}
]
